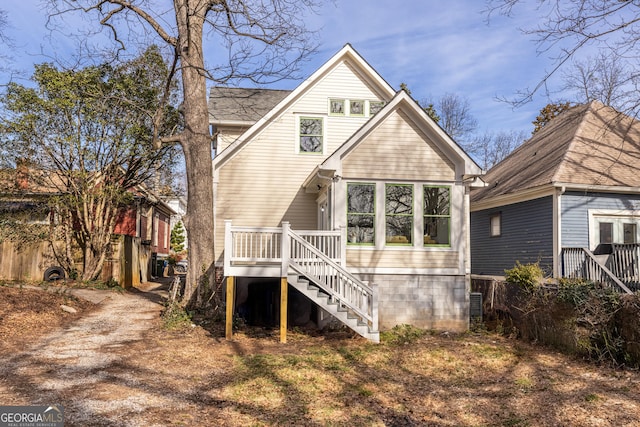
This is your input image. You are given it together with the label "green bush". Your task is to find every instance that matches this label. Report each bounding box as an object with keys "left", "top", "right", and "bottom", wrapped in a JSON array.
[{"left": 504, "top": 261, "right": 544, "bottom": 291}]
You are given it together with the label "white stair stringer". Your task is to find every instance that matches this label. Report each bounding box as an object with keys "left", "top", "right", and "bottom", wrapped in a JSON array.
[{"left": 287, "top": 274, "right": 380, "bottom": 343}]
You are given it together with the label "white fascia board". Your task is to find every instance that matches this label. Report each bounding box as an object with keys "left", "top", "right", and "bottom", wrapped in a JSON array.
[
  {"left": 554, "top": 182, "right": 640, "bottom": 195},
  {"left": 470, "top": 185, "right": 556, "bottom": 211},
  {"left": 211, "top": 119, "right": 256, "bottom": 127}
]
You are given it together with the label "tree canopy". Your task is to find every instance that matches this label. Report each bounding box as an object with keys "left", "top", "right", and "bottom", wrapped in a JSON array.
[
  {"left": 0, "top": 46, "right": 180, "bottom": 280},
  {"left": 45, "top": 0, "right": 321, "bottom": 306},
  {"left": 486, "top": 0, "right": 640, "bottom": 115}
]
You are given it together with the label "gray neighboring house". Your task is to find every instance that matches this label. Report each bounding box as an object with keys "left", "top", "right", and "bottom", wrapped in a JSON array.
[{"left": 470, "top": 101, "right": 640, "bottom": 293}]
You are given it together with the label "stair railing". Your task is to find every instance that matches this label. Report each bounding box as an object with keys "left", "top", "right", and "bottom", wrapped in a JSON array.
[{"left": 282, "top": 222, "right": 377, "bottom": 330}]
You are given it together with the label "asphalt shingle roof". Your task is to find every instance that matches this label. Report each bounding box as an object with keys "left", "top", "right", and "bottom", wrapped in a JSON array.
[
  {"left": 472, "top": 101, "right": 640, "bottom": 203},
  {"left": 208, "top": 87, "right": 292, "bottom": 124}
]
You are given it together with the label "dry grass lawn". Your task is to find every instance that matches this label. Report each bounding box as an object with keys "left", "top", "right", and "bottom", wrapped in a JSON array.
[{"left": 1, "top": 284, "right": 639, "bottom": 426}]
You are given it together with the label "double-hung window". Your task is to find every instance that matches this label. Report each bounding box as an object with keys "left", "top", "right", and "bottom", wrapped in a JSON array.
[
  {"left": 347, "top": 183, "right": 375, "bottom": 245},
  {"left": 423, "top": 186, "right": 450, "bottom": 246},
  {"left": 385, "top": 184, "right": 413, "bottom": 245},
  {"left": 299, "top": 117, "right": 323, "bottom": 153}
]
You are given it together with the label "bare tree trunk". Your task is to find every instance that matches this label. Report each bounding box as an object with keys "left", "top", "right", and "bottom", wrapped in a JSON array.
[{"left": 175, "top": 0, "right": 215, "bottom": 306}]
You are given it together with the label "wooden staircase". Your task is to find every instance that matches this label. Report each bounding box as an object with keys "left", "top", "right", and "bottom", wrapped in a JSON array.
[
  {"left": 287, "top": 274, "right": 380, "bottom": 342},
  {"left": 287, "top": 227, "right": 379, "bottom": 342},
  {"left": 224, "top": 220, "right": 380, "bottom": 342}
]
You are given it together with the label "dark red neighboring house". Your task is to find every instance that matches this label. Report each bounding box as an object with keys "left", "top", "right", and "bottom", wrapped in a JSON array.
[
  {"left": 0, "top": 167, "right": 175, "bottom": 287},
  {"left": 100, "top": 185, "right": 175, "bottom": 286}
]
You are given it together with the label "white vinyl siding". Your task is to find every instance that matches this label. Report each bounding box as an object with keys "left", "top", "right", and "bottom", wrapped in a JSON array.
[
  {"left": 215, "top": 127, "right": 247, "bottom": 154},
  {"left": 214, "top": 59, "right": 387, "bottom": 262},
  {"left": 342, "top": 110, "right": 455, "bottom": 181},
  {"left": 347, "top": 248, "right": 459, "bottom": 270}
]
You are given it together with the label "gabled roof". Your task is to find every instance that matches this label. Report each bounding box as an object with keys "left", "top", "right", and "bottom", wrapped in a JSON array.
[
  {"left": 471, "top": 101, "right": 640, "bottom": 205},
  {"left": 209, "top": 87, "right": 291, "bottom": 126},
  {"left": 212, "top": 44, "right": 397, "bottom": 169},
  {"left": 303, "top": 90, "right": 483, "bottom": 191}
]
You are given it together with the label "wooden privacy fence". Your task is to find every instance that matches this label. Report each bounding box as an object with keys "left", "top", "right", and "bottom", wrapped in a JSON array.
[{"left": 0, "top": 240, "right": 54, "bottom": 282}]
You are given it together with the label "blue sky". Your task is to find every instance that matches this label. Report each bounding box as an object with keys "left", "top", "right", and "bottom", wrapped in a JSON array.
[{"left": 0, "top": 1, "right": 563, "bottom": 136}]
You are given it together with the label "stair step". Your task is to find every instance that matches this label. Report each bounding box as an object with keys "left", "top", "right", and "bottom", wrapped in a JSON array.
[{"left": 286, "top": 271, "right": 378, "bottom": 343}]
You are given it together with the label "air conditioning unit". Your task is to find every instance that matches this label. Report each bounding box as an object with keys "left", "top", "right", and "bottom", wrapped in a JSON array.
[{"left": 470, "top": 292, "right": 483, "bottom": 322}]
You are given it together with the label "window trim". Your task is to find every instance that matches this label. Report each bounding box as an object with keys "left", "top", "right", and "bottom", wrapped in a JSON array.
[
  {"left": 588, "top": 209, "right": 640, "bottom": 249},
  {"left": 297, "top": 116, "right": 325, "bottom": 155},
  {"left": 385, "top": 183, "right": 414, "bottom": 246},
  {"left": 346, "top": 182, "right": 376, "bottom": 246},
  {"left": 369, "top": 101, "right": 385, "bottom": 116},
  {"left": 349, "top": 99, "right": 365, "bottom": 116},
  {"left": 423, "top": 185, "right": 451, "bottom": 247},
  {"left": 490, "top": 212, "right": 502, "bottom": 237},
  {"left": 328, "top": 98, "right": 345, "bottom": 116}
]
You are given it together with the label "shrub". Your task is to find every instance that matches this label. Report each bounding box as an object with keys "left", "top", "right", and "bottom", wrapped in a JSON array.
[{"left": 504, "top": 261, "right": 545, "bottom": 291}]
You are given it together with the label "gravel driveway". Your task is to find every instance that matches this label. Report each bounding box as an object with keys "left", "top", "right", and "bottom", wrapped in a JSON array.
[{"left": 0, "top": 284, "right": 168, "bottom": 426}]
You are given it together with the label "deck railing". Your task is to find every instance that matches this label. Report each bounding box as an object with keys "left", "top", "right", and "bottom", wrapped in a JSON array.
[
  {"left": 223, "top": 220, "right": 376, "bottom": 329},
  {"left": 561, "top": 247, "right": 633, "bottom": 294},
  {"left": 608, "top": 244, "right": 640, "bottom": 290},
  {"left": 287, "top": 227, "right": 376, "bottom": 326},
  {"left": 224, "top": 221, "right": 343, "bottom": 267}
]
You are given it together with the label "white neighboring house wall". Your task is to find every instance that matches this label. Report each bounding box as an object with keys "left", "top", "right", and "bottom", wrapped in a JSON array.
[{"left": 164, "top": 196, "right": 188, "bottom": 250}]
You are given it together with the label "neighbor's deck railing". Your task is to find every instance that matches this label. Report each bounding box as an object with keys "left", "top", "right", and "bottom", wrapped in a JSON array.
[
  {"left": 608, "top": 244, "right": 640, "bottom": 290},
  {"left": 561, "top": 247, "right": 633, "bottom": 294}
]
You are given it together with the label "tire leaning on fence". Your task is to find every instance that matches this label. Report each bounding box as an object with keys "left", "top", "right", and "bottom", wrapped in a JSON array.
[{"left": 43, "top": 266, "right": 65, "bottom": 282}]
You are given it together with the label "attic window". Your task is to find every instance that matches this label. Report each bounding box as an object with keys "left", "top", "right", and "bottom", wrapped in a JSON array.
[
  {"left": 329, "top": 99, "right": 345, "bottom": 115},
  {"left": 349, "top": 100, "right": 365, "bottom": 116},
  {"left": 370, "top": 101, "right": 385, "bottom": 115}
]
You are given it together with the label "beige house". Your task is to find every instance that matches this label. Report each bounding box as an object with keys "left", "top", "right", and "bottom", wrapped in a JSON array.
[{"left": 211, "top": 44, "right": 484, "bottom": 342}]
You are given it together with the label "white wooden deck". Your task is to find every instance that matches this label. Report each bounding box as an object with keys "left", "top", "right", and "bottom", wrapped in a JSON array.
[{"left": 223, "top": 220, "right": 379, "bottom": 342}]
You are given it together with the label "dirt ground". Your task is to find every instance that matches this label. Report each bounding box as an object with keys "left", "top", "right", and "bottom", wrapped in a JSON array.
[{"left": 1, "top": 282, "right": 639, "bottom": 427}]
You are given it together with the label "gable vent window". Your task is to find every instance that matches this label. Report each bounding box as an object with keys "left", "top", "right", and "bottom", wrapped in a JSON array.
[
  {"left": 329, "top": 99, "right": 345, "bottom": 115},
  {"left": 349, "top": 100, "right": 365, "bottom": 116},
  {"left": 369, "top": 101, "right": 385, "bottom": 115}
]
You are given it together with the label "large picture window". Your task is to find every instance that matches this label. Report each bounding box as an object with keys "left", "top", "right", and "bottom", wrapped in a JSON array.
[
  {"left": 347, "top": 183, "right": 375, "bottom": 245},
  {"left": 423, "top": 186, "right": 450, "bottom": 246},
  {"left": 385, "top": 184, "right": 413, "bottom": 245},
  {"left": 299, "top": 117, "right": 323, "bottom": 153}
]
